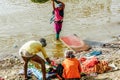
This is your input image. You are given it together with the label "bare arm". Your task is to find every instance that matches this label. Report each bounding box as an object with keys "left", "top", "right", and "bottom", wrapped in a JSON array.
[
  {"left": 40, "top": 48, "right": 51, "bottom": 64},
  {"left": 51, "top": 0, "right": 55, "bottom": 10},
  {"left": 46, "top": 58, "right": 51, "bottom": 64}
]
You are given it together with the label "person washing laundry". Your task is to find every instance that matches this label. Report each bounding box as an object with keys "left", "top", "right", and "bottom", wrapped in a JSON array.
[
  {"left": 19, "top": 38, "right": 51, "bottom": 80},
  {"left": 51, "top": 0, "right": 65, "bottom": 40}
]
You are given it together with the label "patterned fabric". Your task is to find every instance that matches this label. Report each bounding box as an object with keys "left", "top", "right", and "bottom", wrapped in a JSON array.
[{"left": 80, "top": 57, "right": 111, "bottom": 74}]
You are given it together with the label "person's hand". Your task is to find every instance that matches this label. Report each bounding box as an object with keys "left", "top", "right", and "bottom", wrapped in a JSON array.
[{"left": 46, "top": 58, "right": 51, "bottom": 65}]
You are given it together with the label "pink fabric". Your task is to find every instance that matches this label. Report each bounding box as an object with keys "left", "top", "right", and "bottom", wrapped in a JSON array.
[
  {"left": 60, "top": 35, "right": 84, "bottom": 47},
  {"left": 81, "top": 57, "right": 98, "bottom": 68},
  {"left": 80, "top": 57, "right": 99, "bottom": 74},
  {"left": 54, "top": 22, "right": 62, "bottom": 33},
  {"left": 79, "top": 57, "right": 87, "bottom": 63},
  {"left": 51, "top": 60, "right": 58, "bottom": 66},
  {"left": 54, "top": 8, "right": 63, "bottom": 21}
]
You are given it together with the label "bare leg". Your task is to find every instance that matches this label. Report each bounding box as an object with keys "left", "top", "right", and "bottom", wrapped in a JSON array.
[
  {"left": 31, "top": 55, "right": 46, "bottom": 80},
  {"left": 22, "top": 56, "right": 29, "bottom": 80}
]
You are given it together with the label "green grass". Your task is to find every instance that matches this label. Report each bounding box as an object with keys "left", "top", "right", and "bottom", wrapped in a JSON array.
[{"left": 31, "top": 0, "right": 49, "bottom": 3}]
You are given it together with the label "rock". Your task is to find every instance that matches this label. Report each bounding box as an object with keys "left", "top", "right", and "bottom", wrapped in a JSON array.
[{"left": 13, "top": 44, "right": 18, "bottom": 48}]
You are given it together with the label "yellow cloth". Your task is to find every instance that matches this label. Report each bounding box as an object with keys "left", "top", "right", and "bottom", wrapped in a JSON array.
[{"left": 19, "top": 40, "right": 48, "bottom": 58}]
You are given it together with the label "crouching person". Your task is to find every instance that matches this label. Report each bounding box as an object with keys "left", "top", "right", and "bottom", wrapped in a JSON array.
[
  {"left": 62, "top": 50, "right": 82, "bottom": 80},
  {"left": 19, "top": 38, "right": 51, "bottom": 80}
]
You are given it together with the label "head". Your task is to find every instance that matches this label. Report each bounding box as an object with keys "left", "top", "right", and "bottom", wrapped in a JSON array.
[
  {"left": 39, "top": 38, "right": 47, "bottom": 47},
  {"left": 57, "top": 3, "right": 63, "bottom": 10},
  {"left": 64, "top": 50, "right": 75, "bottom": 58}
]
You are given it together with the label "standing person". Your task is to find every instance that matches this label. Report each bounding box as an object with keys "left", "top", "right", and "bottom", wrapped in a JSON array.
[
  {"left": 62, "top": 50, "right": 82, "bottom": 80},
  {"left": 19, "top": 38, "right": 51, "bottom": 80},
  {"left": 51, "top": 0, "right": 65, "bottom": 40}
]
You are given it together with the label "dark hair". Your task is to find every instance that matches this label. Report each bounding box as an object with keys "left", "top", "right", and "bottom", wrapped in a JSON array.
[
  {"left": 40, "top": 38, "right": 46, "bottom": 42},
  {"left": 65, "top": 50, "right": 75, "bottom": 58},
  {"left": 39, "top": 38, "right": 47, "bottom": 47}
]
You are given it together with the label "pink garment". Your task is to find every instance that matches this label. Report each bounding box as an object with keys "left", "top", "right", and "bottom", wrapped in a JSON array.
[
  {"left": 54, "top": 8, "right": 63, "bottom": 21},
  {"left": 54, "top": 22, "right": 62, "bottom": 33}
]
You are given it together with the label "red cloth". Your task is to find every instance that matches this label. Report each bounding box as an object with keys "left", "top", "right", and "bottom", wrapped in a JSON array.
[
  {"left": 80, "top": 57, "right": 99, "bottom": 74},
  {"left": 80, "top": 57, "right": 110, "bottom": 74},
  {"left": 51, "top": 60, "right": 58, "bottom": 66},
  {"left": 80, "top": 57, "right": 98, "bottom": 68},
  {"left": 86, "top": 57, "right": 98, "bottom": 68},
  {"left": 79, "top": 57, "right": 87, "bottom": 63}
]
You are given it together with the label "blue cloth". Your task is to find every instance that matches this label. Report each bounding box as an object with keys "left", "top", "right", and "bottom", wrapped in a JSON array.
[
  {"left": 19, "top": 69, "right": 32, "bottom": 77},
  {"left": 29, "top": 67, "right": 56, "bottom": 80},
  {"left": 86, "top": 51, "right": 102, "bottom": 57},
  {"left": 29, "top": 68, "right": 43, "bottom": 80},
  {"left": 89, "top": 51, "right": 102, "bottom": 56}
]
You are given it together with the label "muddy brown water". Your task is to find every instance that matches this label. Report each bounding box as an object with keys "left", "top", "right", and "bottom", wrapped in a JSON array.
[{"left": 0, "top": 0, "right": 120, "bottom": 59}]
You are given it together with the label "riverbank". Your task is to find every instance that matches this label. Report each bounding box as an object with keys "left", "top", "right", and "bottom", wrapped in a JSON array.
[
  {"left": 0, "top": 0, "right": 120, "bottom": 79},
  {"left": 0, "top": 39, "right": 120, "bottom": 80}
]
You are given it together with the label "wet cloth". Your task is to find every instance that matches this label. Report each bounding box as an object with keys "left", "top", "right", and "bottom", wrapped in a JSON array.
[
  {"left": 19, "top": 40, "right": 48, "bottom": 58},
  {"left": 62, "top": 58, "right": 81, "bottom": 79}
]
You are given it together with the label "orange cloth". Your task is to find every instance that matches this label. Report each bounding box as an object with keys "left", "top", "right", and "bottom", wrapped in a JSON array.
[
  {"left": 62, "top": 58, "right": 81, "bottom": 78},
  {"left": 94, "top": 61, "right": 111, "bottom": 74}
]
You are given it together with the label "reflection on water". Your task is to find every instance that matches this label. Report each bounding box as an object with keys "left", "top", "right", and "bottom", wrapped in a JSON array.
[
  {"left": 45, "top": 34, "right": 66, "bottom": 58},
  {"left": 52, "top": 41, "right": 64, "bottom": 57}
]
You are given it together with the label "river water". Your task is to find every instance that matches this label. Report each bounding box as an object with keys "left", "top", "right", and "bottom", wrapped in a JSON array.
[{"left": 0, "top": 0, "right": 120, "bottom": 59}]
